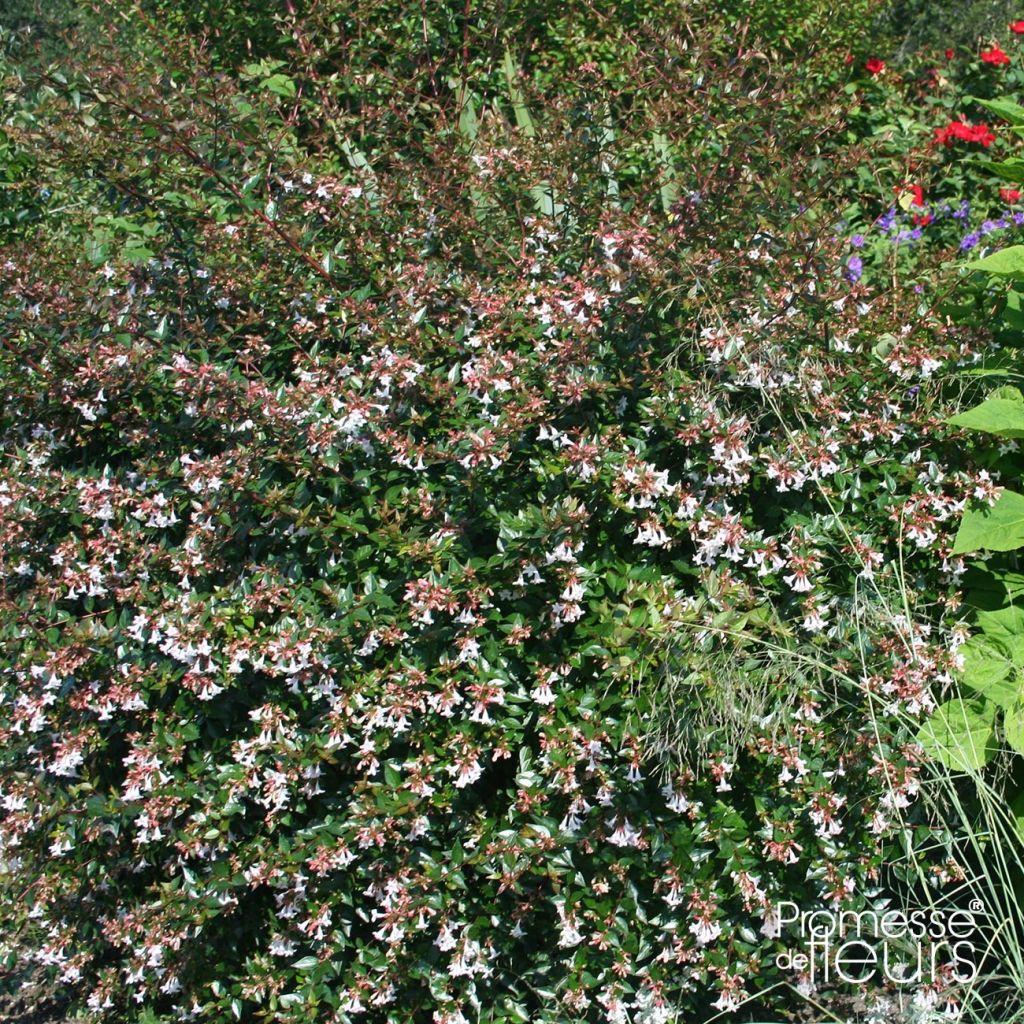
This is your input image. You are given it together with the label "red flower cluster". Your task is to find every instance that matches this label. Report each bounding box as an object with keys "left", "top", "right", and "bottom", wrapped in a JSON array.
[
  {"left": 1011, "top": 20, "right": 1024, "bottom": 33},
  {"left": 945, "top": 48, "right": 955, "bottom": 59},
  {"left": 1001, "top": 187, "right": 1023, "bottom": 203},
  {"left": 981, "top": 44, "right": 1011, "bottom": 65},
  {"left": 934, "top": 119, "right": 997, "bottom": 147},
  {"left": 865, "top": 57, "right": 885, "bottom": 75}
]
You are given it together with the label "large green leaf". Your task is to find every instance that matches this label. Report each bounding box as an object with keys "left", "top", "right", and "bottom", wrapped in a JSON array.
[
  {"left": 973, "top": 158, "right": 1024, "bottom": 183},
  {"left": 952, "top": 489, "right": 1024, "bottom": 554},
  {"left": 917, "top": 698, "right": 996, "bottom": 772},
  {"left": 966, "top": 566, "right": 1024, "bottom": 602},
  {"left": 976, "top": 601, "right": 1024, "bottom": 648},
  {"left": 948, "top": 387, "right": 1024, "bottom": 438},
  {"left": 1001, "top": 289, "right": 1024, "bottom": 332},
  {"left": 1004, "top": 702, "right": 1024, "bottom": 755},
  {"left": 959, "top": 635, "right": 1019, "bottom": 708},
  {"left": 976, "top": 96, "right": 1024, "bottom": 126},
  {"left": 966, "top": 246, "right": 1024, "bottom": 277}
]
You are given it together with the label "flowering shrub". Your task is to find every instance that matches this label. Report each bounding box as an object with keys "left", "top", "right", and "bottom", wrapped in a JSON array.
[{"left": 1, "top": 5, "right": 1023, "bottom": 1024}]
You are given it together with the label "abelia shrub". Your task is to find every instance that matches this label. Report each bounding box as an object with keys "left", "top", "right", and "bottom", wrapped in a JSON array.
[{"left": 0, "top": 5, "right": 1011, "bottom": 1024}]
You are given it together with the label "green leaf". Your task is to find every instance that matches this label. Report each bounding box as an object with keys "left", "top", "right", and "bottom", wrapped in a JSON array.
[
  {"left": 244, "top": 59, "right": 285, "bottom": 77},
  {"left": 872, "top": 332, "right": 898, "bottom": 360},
  {"left": 291, "top": 956, "right": 318, "bottom": 970},
  {"left": 529, "top": 183, "right": 564, "bottom": 220},
  {"left": 966, "top": 246, "right": 1024, "bottom": 277},
  {"left": 976, "top": 96, "right": 1024, "bottom": 125},
  {"left": 952, "top": 489, "right": 1024, "bottom": 554},
  {"left": 457, "top": 91, "right": 479, "bottom": 142},
  {"left": 123, "top": 241, "right": 154, "bottom": 264},
  {"left": 1009, "top": 787, "right": 1024, "bottom": 840},
  {"left": 948, "top": 387, "right": 1024, "bottom": 438},
  {"left": 1002, "top": 289, "right": 1024, "bottom": 332},
  {"left": 653, "top": 132, "right": 679, "bottom": 215},
  {"left": 971, "top": 567, "right": 1024, "bottom": 600},
  {"left": 959, "top": 635, "right": 1019, "bottom": 708},
  {"left": 262, "top": 74, "right": 296, "bottom": 99},
  {"left": 503, "top": 50, "right": 535, "bottom": 138},
  {"left": 976, "top": 601, "right": 1024, "bottom": 647},
  {"left": 973, "top": 157, "right": 1024, "bottom": 183},
  {"left": 917, "top": 698, "right": 996, "bottom": 772},
  {"left": 1004, "top": 702, "right": 1024, "bottom": 755}
]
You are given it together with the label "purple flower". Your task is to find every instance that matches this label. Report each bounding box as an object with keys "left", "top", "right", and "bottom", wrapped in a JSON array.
[
  {"left": 876, "top": 208, "right": 897, "bottom": 232},
  {"left": 952, "top": 200, "right": 970, "bottom": 221},
  {"left": 845, "top": 255, "right": 863, "bottom": 283},
  {"left": 850, "top": 234, "right": 866, "bottom": 249},
  {"left": 960, "top": 232, "right": 981, "bottom": 251}
]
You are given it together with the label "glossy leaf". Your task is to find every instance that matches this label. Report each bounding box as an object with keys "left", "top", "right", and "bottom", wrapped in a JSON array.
[{"left": 952, "top": 489, "right": 1024, "bottom": 554}]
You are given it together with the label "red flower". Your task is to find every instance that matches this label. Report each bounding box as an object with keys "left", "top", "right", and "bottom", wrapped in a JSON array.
[
  {"left": 865, "top": 57, "right": 886, "bottom": 75},
  {"left": 909, "top": 184, "right": 925, "bottom": 207},
  {"left": 945, "top": 48, "right": 955, "bottom": 59},
  {"left": 934, "top": 119, "right": 997, "bottom": 147},
  {"left": 844, "top": 52, "right": 855, "bottom": 65},
  {"left": 981, "top": 45, "right": 1011, "bottom": 65},
  {"left": 1011, "top": 20, "right": 1024, "bottom": 33},
  {"left": 1001, "top": 188, "right": 1022, "bottom": 202},
  {"left": 912, "top": 212, "right": 932, "bottom": 226}
]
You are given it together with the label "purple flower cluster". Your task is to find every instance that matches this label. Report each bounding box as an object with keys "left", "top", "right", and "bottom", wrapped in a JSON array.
[
  {"left": 876, "top": 207, "right": 898, "bottom": 233},
  {"left": 839, "top": 195, "right": 1024, "bottom": 283},
  {"left": 960, "top": 210, "right": 1024, "bottom": 251}
]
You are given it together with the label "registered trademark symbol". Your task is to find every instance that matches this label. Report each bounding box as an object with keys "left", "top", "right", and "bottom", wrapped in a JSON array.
[{"left": 969, "top": 899, "right": 984, "bottom": 913}]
